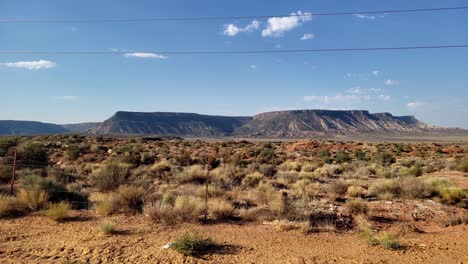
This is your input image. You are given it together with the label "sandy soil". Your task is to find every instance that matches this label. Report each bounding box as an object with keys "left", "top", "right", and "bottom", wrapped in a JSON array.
[{"left": 1, "top": 212, "right": 467, "bottom": 264}]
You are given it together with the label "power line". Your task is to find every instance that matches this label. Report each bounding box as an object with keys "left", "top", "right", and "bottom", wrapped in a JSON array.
[
  {"left": 0, "top": 45, "right": 467, "bottom": 55},
  {"left": 1, "top": 6, "right": 467, "bottom": 23}
]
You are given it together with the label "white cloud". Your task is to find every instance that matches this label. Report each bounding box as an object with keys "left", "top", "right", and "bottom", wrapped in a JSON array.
[
  {"left": 1, "top": 60, "right": 56, "bottom": 70},
  {"left": 346, "top": 87, "right": 382, "bottom": 95},
  {"left": 300, "top": 33, "right": 314, "bottom": 40},
  {"left": 304, "top": 87, "right": 391, "bottom": 108},
  {"left": 353, "top": 13, "right": 387, "bottom": 20},
  {"left": 303, "top": 94, "right": 365, "bottom": 105},
  {"left": 62, "top": 96, "right": 80, "bottom": 101},
  {"left": 123, "top": 53, "right": 167, "bottom": 59},
  {"left": 223, "top": 20, "right": 260, "bottom": 36},
  {"left": 385, "top": 79, "right": 399, "bottom": 86},
  {"left": 372, "top": 70, "right": 380, "bottom": 76},
  {"left": 250, "top": 65, "right": 257, "bottom": 70},
  {"left": 262, "top": 11, "right": 312, "bottom": 37},
  {"left": 407, "top": 101, "right": 426, "bottom": 109},
  {"left": 378, "top": 94, "right": 391, "bottom": 101}
]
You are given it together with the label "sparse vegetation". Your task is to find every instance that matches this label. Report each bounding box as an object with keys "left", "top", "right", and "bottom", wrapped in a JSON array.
[
  {"left": 171, "top": 232, "right": 216, "bottom": 257},
  {"left": 46, "top": 202, "right": 71, "bottom": 221},
  {"left": 101, "top": 221, "right": 116, "bottom": 235},
  {"left": 0, "top": 135, "right": 465, "bottom": 261},
  {"left": 92, "top": 161, "right": 131, "bottom": 192},
  {"left": 16, "top": 188, "right": 48, "bottom": 211}
]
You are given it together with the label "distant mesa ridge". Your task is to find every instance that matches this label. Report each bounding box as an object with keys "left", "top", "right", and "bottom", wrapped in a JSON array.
[
  {"left": 88, "top": 111, "right": 252, "bottom": 137},
  {"left": 0, "top": 110, "right": 464, "bottom": 137}
]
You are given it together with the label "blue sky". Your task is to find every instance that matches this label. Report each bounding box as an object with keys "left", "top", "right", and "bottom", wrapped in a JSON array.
[{"left": 0, "top": 0, "right": 467, "bottom": 128}]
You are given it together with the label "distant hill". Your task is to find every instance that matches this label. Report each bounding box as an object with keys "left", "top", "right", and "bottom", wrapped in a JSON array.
[
  {"left": 1, "top": 110, "right": 464, "bottom": 138},
  {"left": 233, "top": 110, "right": 454, "bottom": 138},
  {"left": 0, "top": 120, "right": 68, "bottom": 135},
  {"left": 61, "top": 122, "right": 100, "bottom": 133},
  {"left": 88, "top": 111, "right": 252, "bottom": 137}
]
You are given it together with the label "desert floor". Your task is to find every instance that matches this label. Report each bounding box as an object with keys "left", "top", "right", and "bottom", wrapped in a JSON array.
[{"left": 1, "top": 212, "right": 467, "bottom": 264}]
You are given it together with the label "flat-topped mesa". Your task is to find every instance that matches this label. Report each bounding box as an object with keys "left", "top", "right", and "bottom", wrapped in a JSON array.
[
  {"left": 1, "top": 109, "right": 464, "bottom": 137},
  {"left": 89, "top": 111, "right": 252, "bottom": 136},
  {"left": 233, "top": 110, "right": 446, "bottom": 138}
]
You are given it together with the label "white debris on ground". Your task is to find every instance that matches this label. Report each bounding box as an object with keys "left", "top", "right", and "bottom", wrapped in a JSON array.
[{"left": 162, "top": 242, "right": 173, "bottom": 249}]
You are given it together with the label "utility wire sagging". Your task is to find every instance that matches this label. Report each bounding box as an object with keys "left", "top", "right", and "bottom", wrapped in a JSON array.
[
  {"left": 0, "top": 45, "right": 467, "bottom": 56},
  {"left": 0, "top": 6, "right": 467, "bottom": 23}
]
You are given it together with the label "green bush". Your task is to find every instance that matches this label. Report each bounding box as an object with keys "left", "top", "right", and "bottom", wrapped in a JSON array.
[
  {"left": 369, "top": 179, "right": 401, "bottom": 200},
  {"left": 242, "top": 172, "right": 263, "bottom": 187},
  {"left": 114, "top": 185, "right": 145, "bottom": 213},
  {"left": 378, "top": 233, "right": 401, "bottom": 250},
  {"left": 0, "top": 137, "right": 17, "bottom": 156},
  {"left": 346, "top": 199, "right": 369, "bottom": 215},
  {"left": 355, "top": 150, "right": 368, "bottom": 161},
  {"left": 172, "top": 232, "right": 216, "bottom": 257},
  {"left": 258, "top": 148, "right": 276, "bottom": 163},
  {"left": 335, "top": 151, "right": 352, "bottom": 163},
  {"left": 91, "top": 161, "right": 131, "bottom": 191},
  {"left": 65, "top": 145, "right": 81, "bottom": 160},
  {"left": 18, "top": 142, "right": 48, "bottom": 164},
  {"left": 458, "top": 159, "right": 468, "bottom": 173},
  {"left": 101, "top": 221, "right": 116, "bottom": 235},
  {"left": 0, "top": 165, "right": 12, "bottom": 183},
  {"left": 20, "top": 174, "right": 88, "bottom": 209},
  {"left": 375, "top": 152, "right": 396, "bottom": 167},
  {"left": 406, "top": 163, "right": 423, "bottom": 177}
]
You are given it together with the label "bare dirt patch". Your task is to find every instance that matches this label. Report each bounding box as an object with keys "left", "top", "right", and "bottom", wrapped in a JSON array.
[{"left": 1, "top": 212, "right": 467, "bottom": 264}]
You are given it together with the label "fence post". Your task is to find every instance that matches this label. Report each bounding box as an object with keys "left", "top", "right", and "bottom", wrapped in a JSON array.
[
  {"left": 10, "top": 149, "right": 17, "bottom": 195},
  {"left": 204, "top": 157, "right": 212, "bottom": 222}
]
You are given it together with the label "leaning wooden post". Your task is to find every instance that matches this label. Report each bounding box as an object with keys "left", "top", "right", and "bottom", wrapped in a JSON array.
[
  {"left": 204, "top": 157, "right": 212, "bottom": 222},
  {"left": 10, "top": 149, "right": 17, "bottom": 195}
]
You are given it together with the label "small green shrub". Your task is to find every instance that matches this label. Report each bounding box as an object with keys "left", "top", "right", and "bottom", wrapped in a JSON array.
[
  {"left": 242, "top": 172, "right": 263, "bottom": 187},
  {"left": 258, "top": 148, "right": 276, "bottom": 163},
  {"left": 378, "top": 233, "right": 401, "bottom": 250},
  {"left": 346, "top": 199, "right": 369, "bottom": 215},
  {"left": 406, "top": 163, "right": 423, "bottom": 177},
  {"left": 18, "top": 142, "right": 48, "bottom": 164},
  {"left": 458, "top": 159, "right": 468, "bottom": 173},
  {"left": 65, "top": 145, "right": 81, "bottom": 160},
  {"left": 375, "top": 152, "right": 396, "bottom": 167},
  {"left": 95, "top": 197, "right": 116, "bottom": 216},
  {"left": 0, "top": 137, "right": 17, "bottom": 156},
  {"left": 0, "top": 165, "right": 12, "bottom": 183},
  {"left": 46, "top": 202, "right": 71, "bottom": 221},
  {"left": 172, "top": 232, "right": 216, "bottom": 257},
  {"left": 369, "top": 179, "right": 401, "bottom": 200},
  {"left": 438, "top": 187, "right": 466, "bottom": 205},
  {"left": 92, "top": 161, "right": 131, "bottom": 192},
  {"left": 355, "top": 150, "right": 368, "bottom": 161},
  {"left": 175, "top": 165, "right": 206, "bottom": 184},
  {"left": 335, "top": 151, "right": 352, "bottom": 163},
  {"left": 101, "top": 221, "right": 116, "bottom": 235},
  {"left": 327, "top": 181, "right": 349, "bottom": 198},
  {"left": 114, "top": 185, "right": 145, "bottom": 213}
]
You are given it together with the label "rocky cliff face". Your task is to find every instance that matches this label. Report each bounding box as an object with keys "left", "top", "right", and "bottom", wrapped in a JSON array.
[
  {"left": 89, "top": 111, "right": 252, "bottom": 137},
  {"left": 233, "top": 110, "right": 450, "bottom": 138},
  {"left": 2, "top": 110, "right": 462, "bottom": 137}
]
